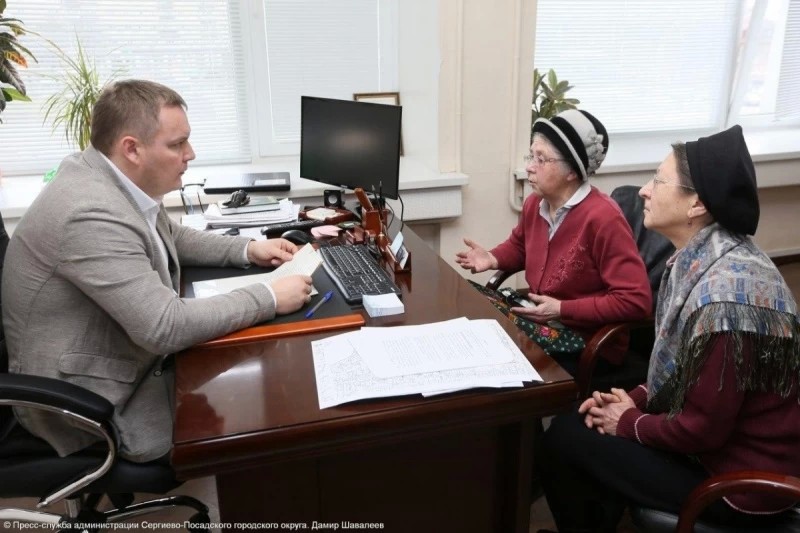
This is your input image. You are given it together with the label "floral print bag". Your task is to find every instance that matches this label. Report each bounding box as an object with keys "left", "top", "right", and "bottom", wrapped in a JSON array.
[{"left": 469, "top": 281, "right": 585, "bottom": 355}]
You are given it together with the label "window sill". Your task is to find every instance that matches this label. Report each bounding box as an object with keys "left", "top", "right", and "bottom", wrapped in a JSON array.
[
  {"left": 0, "top": 156, "right": 468, "bottom": 222},
  {"left": 597, "top": 126, "right": 800, "bottom": 187}
]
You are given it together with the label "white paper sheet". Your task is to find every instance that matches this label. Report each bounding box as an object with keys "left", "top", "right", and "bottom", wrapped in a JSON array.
[
  {"left": 311, "top": 319, "right": 541, "bottom": 409},
  {"left": 351, "top": 318, "right": 515, "bottom": 378},
  {"left": 362, "top": 293, "right": 405, "bottom": 318},
  {"left": 192, "top": 244, "right": 322, "bottom": 298}
]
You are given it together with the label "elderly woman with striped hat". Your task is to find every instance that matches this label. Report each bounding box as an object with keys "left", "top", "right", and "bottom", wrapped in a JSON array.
[{"left": 456, "top": 109, "right": 651, "bottom": 367}]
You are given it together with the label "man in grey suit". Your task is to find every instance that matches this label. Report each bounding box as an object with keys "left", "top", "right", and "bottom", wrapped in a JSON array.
[{"left": 2, "top": 80, "right": 313, "bottom": 463}]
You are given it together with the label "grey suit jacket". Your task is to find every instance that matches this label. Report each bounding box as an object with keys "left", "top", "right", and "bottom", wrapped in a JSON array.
[{"left": 2, "top": 147, "right": 276, "bottom": 462}]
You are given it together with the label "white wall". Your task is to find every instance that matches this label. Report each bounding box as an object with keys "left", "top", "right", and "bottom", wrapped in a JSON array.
[
  {"left": 398, "top": 0, "right": 441, "bottom": 171},
  {"left": 434, "top": 0, "right": 536, "bottom": 285}
]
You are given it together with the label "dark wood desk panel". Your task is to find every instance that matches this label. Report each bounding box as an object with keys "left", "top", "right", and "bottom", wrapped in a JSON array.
[{"left": 172, "top": 229, "right": 576, "bottom": 532}]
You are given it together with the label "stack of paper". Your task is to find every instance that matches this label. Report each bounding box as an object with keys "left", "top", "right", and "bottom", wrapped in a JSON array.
[
  {"left": 218, "top": 196, "right": 280, "bottom": 215},
  {"left": 203, "top": 199, "right": 300, "bottom": 228},
  {"left": 311, "top": 318, "right": 541, "bottom": 409}
]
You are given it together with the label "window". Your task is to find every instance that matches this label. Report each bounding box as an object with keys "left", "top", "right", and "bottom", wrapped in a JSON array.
[
  {"left": 0, "top": 0, "right": 397, "bottom": 176},
  {"left": 732, "top": 0, "right": 800, "bottom": 123},
  {"left": 251, "top": 0, "right": 398, "bottom": 156},
  {"left": 533, "top": 0, "right": 800, "bottom": 135}
]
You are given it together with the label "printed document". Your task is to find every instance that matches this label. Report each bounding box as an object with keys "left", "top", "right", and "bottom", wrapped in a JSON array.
[
  {"left": 352, "top": 318, "right": 514, "bottom": 378},
  {"left": 311, "top": 318, "right": 541, "bottom": 409},
  {"left": 192, "top": 244, "right": 321, "bottom": 298}
]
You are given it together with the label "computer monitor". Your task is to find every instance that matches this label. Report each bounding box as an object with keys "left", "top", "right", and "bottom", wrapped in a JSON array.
[{"left": 300, "top": 96, "right": 402, "bottom": 200}]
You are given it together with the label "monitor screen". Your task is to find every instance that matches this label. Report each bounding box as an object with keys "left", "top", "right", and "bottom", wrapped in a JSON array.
[{"left": 300, "top": 96, "right": 402, "bottom": 200}]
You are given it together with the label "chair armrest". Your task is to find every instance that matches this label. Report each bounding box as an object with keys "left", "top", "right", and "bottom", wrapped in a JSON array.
[
  {"left": 676, "top": 471, "right": 800, "bottom": 533},
  {"left": 0, "top": 373, "right": 119, "bottom": 507},
  {"left": 575, "top": 318, "right": 654, "bottom": 399},
  {"left": 0, "top": 373, "right": 114, "bottom": 422},
  {"left": 486, "top": 270, "right": 519, "bottom": 291}
]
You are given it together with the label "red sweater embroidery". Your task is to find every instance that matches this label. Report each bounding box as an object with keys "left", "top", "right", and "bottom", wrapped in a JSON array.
[
  {"left": 617, "top": 335, "right": 800, "bottom": 514},
  {"left": 490, "top": 188, "right": 651, "bottom": 339}
]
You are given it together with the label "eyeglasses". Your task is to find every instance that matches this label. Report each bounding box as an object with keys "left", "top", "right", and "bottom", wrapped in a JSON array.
[
  {"left": 652, "top": 175, "right": 695, "bottom": 192},
  {"left": 524, "top": 154, "right": 565, "bottom": 167}
]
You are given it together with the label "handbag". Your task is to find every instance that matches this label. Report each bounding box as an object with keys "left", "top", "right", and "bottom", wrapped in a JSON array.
[{"left": 469, "top": 281, "right": 585, "bottom": 355}]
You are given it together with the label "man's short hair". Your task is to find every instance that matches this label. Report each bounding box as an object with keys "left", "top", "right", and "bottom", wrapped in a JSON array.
[{"left": 90, "top": 79, "right": 187, "bottom": 156}]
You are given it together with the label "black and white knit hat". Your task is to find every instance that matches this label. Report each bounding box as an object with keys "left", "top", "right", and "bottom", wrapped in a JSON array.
[{"left": 532, "top": 109, "right": 609, "bottom": 181}]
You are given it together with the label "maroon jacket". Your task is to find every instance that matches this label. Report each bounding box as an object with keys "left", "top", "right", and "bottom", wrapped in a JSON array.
[
  {"left": 491, "top": 187, "right": 651, "bottom": 341},
  {"left": 617, "top": 334, "right": 800, "bottom": 513}
]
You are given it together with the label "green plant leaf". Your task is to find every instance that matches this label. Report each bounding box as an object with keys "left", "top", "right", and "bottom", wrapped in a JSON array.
[
  {"left": 547, "top": 69, "right": 558, "bottom": 89},
  {"left": 2, "top": 85, "right": 28, "bottom": 101},
  {"left": 531, "top": 67, "right": 580, "bottom": 139},
  {"left": 9, "top": 38, "right": 35, "bottom": 63},
  {"left": 42, "top": 34, "right": 117, "bottom": 149},
  {"left": 0, "top": 6, "right": 35, "bottom": 121},
  {"left": 0, "top": 55, "right": 24, "bottom": 93},
  {"left": 554, "top": 80, "right": 570, "bottom": 95}
]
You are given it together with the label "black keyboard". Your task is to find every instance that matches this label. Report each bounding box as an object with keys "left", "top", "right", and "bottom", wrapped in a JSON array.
[
  {"left": 319, "top": 245, "right": 402, "bottom": 304},
  {"left": 260, "top": 219, "right": 324, "bottom": 237}
]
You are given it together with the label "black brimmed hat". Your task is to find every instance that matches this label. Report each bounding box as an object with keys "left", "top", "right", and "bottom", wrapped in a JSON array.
[{"left": 686, "top": 125, "right": 759, "bottom": 235}]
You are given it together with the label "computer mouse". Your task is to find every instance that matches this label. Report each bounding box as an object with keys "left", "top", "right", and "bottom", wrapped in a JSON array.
[{"left": 280, "top": 229, "right": 314, "bottom": 245}]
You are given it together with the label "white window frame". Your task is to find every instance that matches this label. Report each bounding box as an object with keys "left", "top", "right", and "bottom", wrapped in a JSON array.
[
  {"left": 242, "top": 0, "right": 399, "bottom": 160},
  {"left": 0, "top": 0, "right": 399, "bottom": 176}
]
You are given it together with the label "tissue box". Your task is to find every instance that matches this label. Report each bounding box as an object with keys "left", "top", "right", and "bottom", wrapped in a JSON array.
[{"left": 362, "top": 293, "right": 405, "bottom": 317}]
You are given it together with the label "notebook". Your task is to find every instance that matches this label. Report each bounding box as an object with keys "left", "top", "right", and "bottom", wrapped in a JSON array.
[{"left": 203, "top": 172, "right": 291, "bottom": 194}]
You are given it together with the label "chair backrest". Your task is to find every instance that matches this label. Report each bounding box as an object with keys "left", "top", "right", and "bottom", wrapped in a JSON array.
[{"left": 610, "top": 185, "right": 675, "bottom": 300}]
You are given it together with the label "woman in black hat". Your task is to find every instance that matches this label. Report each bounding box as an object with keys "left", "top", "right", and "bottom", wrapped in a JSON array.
[{"left": 538, "top": 125, "right": 800, "bottom": 532}]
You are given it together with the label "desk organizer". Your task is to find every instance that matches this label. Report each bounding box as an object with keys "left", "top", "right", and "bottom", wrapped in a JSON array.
[{"left": 377, "top": 233, "right": 412, "bottom": 273}]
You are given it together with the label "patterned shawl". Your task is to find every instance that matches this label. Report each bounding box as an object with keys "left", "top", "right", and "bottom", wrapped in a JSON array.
[{"left": 647, "top": 223, "right": 800, "bottom": 415}]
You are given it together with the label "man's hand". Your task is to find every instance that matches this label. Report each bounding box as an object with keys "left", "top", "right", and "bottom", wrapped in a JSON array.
[
  {"left": 510, "top": 293, "right": 561, "bottom": 323},
  {"left": 583, "top": 388, "right": 635, "bottom": 436},
  {"left": 271, "top": 275, "right": 313, "bottom": 315},
  {"left": 247, "top": 239, "right": 298, "bottom": 267},
  {"left": 454, "top": 238, "right": 498, "bottom": 273}
]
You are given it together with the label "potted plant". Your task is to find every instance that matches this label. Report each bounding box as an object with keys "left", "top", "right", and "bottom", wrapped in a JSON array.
[
  {"left": 0, "top": 0, "right": 36, "bottom": 123},
  {"left": 531, "top": 68, "right": 580, "bottom": 138},
  {"left": 43, "top": 36, "right": 116, "bottom": 150}
]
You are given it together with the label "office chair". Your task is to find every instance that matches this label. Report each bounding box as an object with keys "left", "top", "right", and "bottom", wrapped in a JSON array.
[
  {"left": 0, "top": 213, "right": 210, "bottom": 531},
  {"left": 629, "top": 471, "right": 800, "bottom": 532},
  {"left": 486, "top": 185, "right": 674, "bottom": 399}
]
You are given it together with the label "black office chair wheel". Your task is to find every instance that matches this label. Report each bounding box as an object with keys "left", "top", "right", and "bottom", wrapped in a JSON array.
[{"left": 187, "top": 512, "right": 211, "bottom": 533}]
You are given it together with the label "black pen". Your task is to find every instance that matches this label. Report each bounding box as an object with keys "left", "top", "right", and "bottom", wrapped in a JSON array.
[{"left": 305, "top": 290, "right": 334, "bottom": 319}]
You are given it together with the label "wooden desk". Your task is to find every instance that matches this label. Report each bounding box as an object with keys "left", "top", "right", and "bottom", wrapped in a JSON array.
[{"left": 172, "top": 229, "right": 576, "bottom": 533}]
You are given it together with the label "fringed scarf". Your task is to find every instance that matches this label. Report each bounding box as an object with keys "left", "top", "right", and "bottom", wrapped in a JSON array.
[{"left": 647, "top": 223, "right": 800, "bottom": 415}]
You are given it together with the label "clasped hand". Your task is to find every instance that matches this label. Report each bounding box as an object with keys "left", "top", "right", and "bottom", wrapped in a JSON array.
[{"left": 578, "top": 388, "right": 635, "bottom": 436}]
